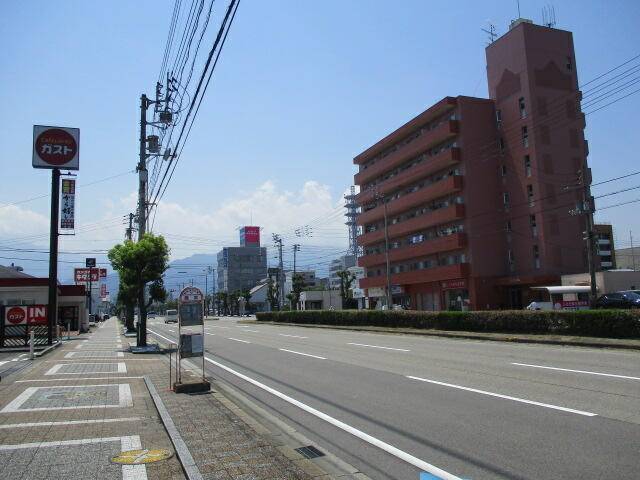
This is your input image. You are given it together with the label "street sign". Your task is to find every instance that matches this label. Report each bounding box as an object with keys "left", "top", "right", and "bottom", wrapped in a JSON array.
[
  {"left": 4, "top": 306, "right": 47, "bottom": 326},
  {"left": 32, "top": 125, "right": 79, "bottom": 170},
  {"left": 100, "top": 268, "right": 107, "bottom": 278},
  {"left": 179, "top": 286, "right": 204, "bottom": 326},
  {"left": 75, "top": 268, "right": 99, "bottom": 283},
  {"left": 86, "top": 258, "right": 96, "bottom": 268},
  {"left": 100, "top": 284, "right": 107, "bottom": 299},
  {"left": 60, "top": 179, "right": 76, "bottom": 230},
  {"left": 179, "top": 333, "right": 204, "bottom": 358}
]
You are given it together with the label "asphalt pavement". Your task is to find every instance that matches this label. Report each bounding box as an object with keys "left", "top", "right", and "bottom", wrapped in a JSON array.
[{"left": 147, "top": 315, "right": 640, "bottom": 480}]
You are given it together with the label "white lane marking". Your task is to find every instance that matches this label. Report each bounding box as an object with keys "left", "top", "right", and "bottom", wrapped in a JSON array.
[
  {"left": 407, "top": 376, "right": 597, "bottom": 417},
  {"left": 240, "top": 329, "right": 260, "bottom": 333},
  {"left": 227, "top": 338, "right": 251, "bottom": 344},
  {"left": 347, "top": 342, "right": 410, "bottom": 352},
  {"left": 204, "top": 333, "right": 216, "bottom": 336},
  {"left": 278, "top": 334, "right": 308, "bottom": 339},
  {"left": 147, "top": 330, "right": 175, "bottom": 344},
  {"left": 279, "top": 349, "right": 326, "bottom": 360},
  {"left": 512, "top": 362, "right": 640, "bottom": 381},
  {"left": 203, "top": 357, "right": 461, "bottom": 480},
  {"left": 0, "top": 417, "right": 141, "bottom": 429}
]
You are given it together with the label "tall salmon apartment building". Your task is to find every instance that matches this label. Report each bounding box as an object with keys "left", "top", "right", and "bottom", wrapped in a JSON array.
[{"left": 355, "top": 19, "right": 593, "bottom": 310}]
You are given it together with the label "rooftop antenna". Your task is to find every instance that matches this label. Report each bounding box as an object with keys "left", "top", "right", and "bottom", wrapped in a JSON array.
[
  {"left": 542, "top": 5, "right": 556, "bottom": 27},
  {"left": 481, "top": 22, "right": 498, "bottom": 44},
  {"left": 517, "top": 0, "right": 521, "bottom": 18}
]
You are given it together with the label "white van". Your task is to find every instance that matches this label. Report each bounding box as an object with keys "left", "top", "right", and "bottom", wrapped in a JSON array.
[{"left": 165, "top": 309, "right": 178, "bottom": 323}]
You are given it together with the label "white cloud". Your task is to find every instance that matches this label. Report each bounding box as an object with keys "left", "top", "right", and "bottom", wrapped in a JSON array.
[
  {"left": 151, "top": 180, "right": 349, "bottom": 260},
  {"left": 0, "top": 205, "right": 50, "bottom": 242}
]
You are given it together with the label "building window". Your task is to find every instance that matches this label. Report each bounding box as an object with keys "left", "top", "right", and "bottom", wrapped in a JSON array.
[
  {"left": 524, "top": 155, "right": 532, "bottom": 177},
  {"left": 522, "top": 126, "right": 529, "bottom": 148},
  {"left": 533, "top": 245, "right": 540, "bottom": 269},
  {"left": 530, "top": 214, "right": 537, "bottom": 237},
  {"left": 527, "top": 184, "right": 534, "bottom": 207},
  {"left": 498, "top": 137, "right": 505, "bottom": 154},
  {"left": 500, "top": 164, "right": 507, "bottom": 177},
  {"left": 566, "top": 56, "right": 572, "bottom": 71},
  {"left": 508, "top": 249, "right": 515, "bottom": 272},
  {"left": 503, "top": 192, "right": 510, "bottom": 210},
  {"left": 519, "top": 97, "right": 526, "bottom": 118},
  {"left": 506, "top": 220, "right": 512, "bottom": 233},
  {"left": 496, "top": 109, "right": 502, "bottom": 128}
]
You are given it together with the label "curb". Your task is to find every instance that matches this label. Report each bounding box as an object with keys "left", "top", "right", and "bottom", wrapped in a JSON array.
[
  {"left": 143, "top": 375, "right": 203, "bottom": 480},
  {"left": 34, "top": 341, "right": 62, "bottom": 357},
  {"left": 252, "top": 321, "right": 640, "bottom": 350}
]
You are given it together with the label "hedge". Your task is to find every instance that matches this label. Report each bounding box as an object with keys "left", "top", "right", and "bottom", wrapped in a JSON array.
[{"left": 255, "top": 310, "right": 640, "bottom": 339}]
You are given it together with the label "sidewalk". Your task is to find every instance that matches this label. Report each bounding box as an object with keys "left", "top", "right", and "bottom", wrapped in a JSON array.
[{"left": 0, "top": 318, "right": 335, "bottom": 480}]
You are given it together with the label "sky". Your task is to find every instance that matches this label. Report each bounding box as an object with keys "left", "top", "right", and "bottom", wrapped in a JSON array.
[{"left": 1, "top": 0, "right": 639, "bottom": 281}]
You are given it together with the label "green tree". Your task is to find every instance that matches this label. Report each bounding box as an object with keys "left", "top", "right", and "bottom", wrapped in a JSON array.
[
  {"left": 337, "top": 270, "right": 356, "bottom": 309},
  {"left": 115, "top": 279, "right": 137, "bottom": 332},
  {"left": 288, "top": 273, "right": 306, "bottom": 310},
  {"left": 108, "top": 234, "right": 170, "bottom": 346}
]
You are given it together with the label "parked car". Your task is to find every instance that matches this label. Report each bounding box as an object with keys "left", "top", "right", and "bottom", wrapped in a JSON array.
[
  {"left": 147, "top": 311, "right": 156, "bottom": 319},
  {"left": 165, "top": 309, "right": 178, "bottom": 323},
  {"left": 595, "top": 291, "right": 640, "bottom": 309},
  {"left": 102, "top": 314, "right": 109, "bottom": 321},
  {"left": 88, "top": 314, "right": 97, "bottom": 324}
]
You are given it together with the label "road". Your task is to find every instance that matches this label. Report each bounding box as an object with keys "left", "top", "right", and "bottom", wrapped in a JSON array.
[{"left": 147, "top": 316, "right": 640, "bottom": 480}]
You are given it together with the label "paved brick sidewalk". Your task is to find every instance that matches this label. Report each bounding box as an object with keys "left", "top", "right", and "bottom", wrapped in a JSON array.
[
  {"left": 0, "top": 319, "right": 185, "bottom": 480},
  {"left": 0, "top": 318, "right": 332, "bottom": 480}
]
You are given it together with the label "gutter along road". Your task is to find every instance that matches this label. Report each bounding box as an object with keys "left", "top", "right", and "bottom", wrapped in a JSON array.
[{"left": 148, "top": 316, "right": 640, "bottom": 480}]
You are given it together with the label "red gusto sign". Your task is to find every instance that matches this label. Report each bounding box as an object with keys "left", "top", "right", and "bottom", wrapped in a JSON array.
[
  {"left": 33, "top": 125, "right": 80, "bottom": 170},
  {"left": 6, "top": 307, "right": 26, "bottom": 325},
  {"left": 4, "top": 306, "right": 48, "bottom": 326}
]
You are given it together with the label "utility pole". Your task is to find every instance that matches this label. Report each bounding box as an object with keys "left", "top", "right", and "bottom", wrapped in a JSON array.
[
  {"left": 374, "top": 192, "right": 392, "bottom": 309},
  {"left": 570, "top": 168, "right": 597, "bottom": 304},
  {"left": 47, "top": 168, "right": 61, "bottom": 345},
  {"left": 137, "top": 94, "right": 150, "bottom": 241},
  {"left": 293, "top": 244, "right": 300, "bottom": 275},
  {"left": 631, "top": 231, "right": 636, "bottom": 271},
  {"left": 273, "top": 234, "right": 284, "bottom": 309},
  {"left": 125, "top": 213, "right": 135, "bottom": 241}
]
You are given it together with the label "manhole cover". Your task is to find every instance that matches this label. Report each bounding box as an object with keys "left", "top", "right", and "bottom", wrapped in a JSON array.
[
  {"left": 294, "top": 445, "right": 325, "bottom": 459},
  {"left": 111, "top": 448, "right": 173, "bottom": 465}
]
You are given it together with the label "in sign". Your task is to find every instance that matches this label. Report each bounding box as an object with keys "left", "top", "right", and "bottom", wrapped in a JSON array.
[{"left": 32, "top": 125, "right": 80, "bottom": 170}]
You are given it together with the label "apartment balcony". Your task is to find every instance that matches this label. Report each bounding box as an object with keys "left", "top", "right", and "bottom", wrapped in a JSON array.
[
  {"left": 358, "top": 233, "right": 467, "bottom": 268},
  {"left": 360, "top": 263, "right": 470, "bottom": 289},
  {"left": 358, "top": 204, "right": 465, "bottom": 247},
  {"left": 357, "top": 175, "right": 463, "bottom": 226},
  {"left": 354, "top": 120, "right": 460, "bottom": 186},
  {"left": 356, "top": 148, "right": 461, "bottom": 206}
]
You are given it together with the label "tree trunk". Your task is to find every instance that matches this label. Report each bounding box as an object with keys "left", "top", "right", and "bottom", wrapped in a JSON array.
[
  {"left": 125, "top": 302, "right": 135, "bottom": 332},
  {"left": 137, "top": 281, "right": 147, "bottom": 347}
]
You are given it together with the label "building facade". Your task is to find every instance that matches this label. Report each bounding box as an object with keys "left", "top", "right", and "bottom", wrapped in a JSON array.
[
  {"left": 594, "top": 224, "right": 616, "bottom": 270},
  {"left": 354, "top": 20, "right": 592, "bottom": 310},
  {"left": 328, "top": 255, "right": 356, "bottom": 290},
  {"left": 216, "top": 246, "right": 267, "bottom": 293}
]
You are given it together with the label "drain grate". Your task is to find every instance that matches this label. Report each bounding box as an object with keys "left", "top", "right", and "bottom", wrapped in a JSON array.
[{"left": 294, "top": 445, "right": 325, "bottom": 459}]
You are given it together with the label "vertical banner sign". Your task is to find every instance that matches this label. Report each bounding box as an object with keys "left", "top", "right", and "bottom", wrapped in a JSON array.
[
  {"left": 100, "top": 284, "right": 107, "bottom": 299},
  {"left": 60, "top": 179, "right": 76, "bottom": 230}
]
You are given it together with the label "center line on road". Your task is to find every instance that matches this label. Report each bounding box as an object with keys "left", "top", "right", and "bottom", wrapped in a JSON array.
[
  {"left": 348, "top": 342, "right": 410, "bottom": 352},
  {"left": 204, "top": 357, "right": 461, "bottom": 480},
  {"left": 511, "top": 362, "right": 640, "bottom": 381},
  {"left": 278, "top": 334, "right": 308, "bottom": 339},
  {"left": 241, "top": 329, "right": 260, "bottom": 333},
  {"left": 227, "top": 338, "right": 251, "bottom": 344},
  {"left": 204, "top": 333, "right": 216, "bottom": 336},
  {"left": 279, "top": 349, "right": 326, "bottom": 360},
  {"left": 407, "top": 375, "right": 597, "bottom": 417}
]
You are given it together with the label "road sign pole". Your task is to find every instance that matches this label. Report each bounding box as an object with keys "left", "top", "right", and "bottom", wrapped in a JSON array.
[{"left": 47, "top": 168, "right": 60, "bottom": 345}]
